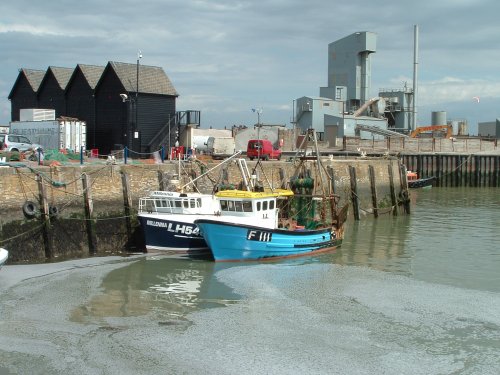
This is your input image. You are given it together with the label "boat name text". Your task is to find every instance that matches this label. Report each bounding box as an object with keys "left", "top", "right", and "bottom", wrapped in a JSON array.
[{"left": 146, "top": 220, "right": 200, "bottom": 236}]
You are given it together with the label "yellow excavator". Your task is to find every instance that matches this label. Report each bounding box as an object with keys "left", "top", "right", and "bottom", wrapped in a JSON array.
[{"left": 410, "top": 125, "right": 453, "bottom": 138}]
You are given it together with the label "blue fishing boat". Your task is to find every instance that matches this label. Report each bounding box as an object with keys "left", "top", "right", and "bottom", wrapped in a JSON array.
[
  {"left": 195, "top": 188, "right": 347, "bottom": 262},
  {"left": 195, "top": 130, "right": 348, "bottom": 262}
]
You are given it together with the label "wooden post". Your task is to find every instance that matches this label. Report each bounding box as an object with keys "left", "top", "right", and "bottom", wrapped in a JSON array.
[
  {"left": 82, "top": 173, "right": 96, "bottom": 254},
  {"left": 279, "top": 168, "right": 286, "bottom": 189},
  {"left": 458, "top": 155, "right": 463, "bottom": 187},
  {"left": 327, "top": 166, "right": 336, "bottom": 195},
  {"left": 388, "top": 163, "right": 398, "bottom": 216},
  {"left": 37, "top": 175, "right": 53, "bottom": 259},
  {"left": 157, "top": 170, "right": 167, "bottom": 190},
  {"left": 495, "top": 156, "right": 499, "bottom": 187},
  {"left": 399, "top": 163, "right": 410, "bottom": 215},
  {"left": 349, "top": 165, "right": 360, "bottom": 221},
  {"left": 121, "top": 172, "right": 133, "bottom": 250},
  {"left": 436, "top": 155, "right": 441, "bottom": 187},
  {"left": 368, "top": 165, "right": 378, "bottom": 218},
  {"left": 474, "top": 155, "right": 480, "bottom": 187}
]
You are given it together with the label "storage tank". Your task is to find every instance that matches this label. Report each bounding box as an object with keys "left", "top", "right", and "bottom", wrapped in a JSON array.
[{"left": 432, "top": 111, "right": 447, "bottom": 125}]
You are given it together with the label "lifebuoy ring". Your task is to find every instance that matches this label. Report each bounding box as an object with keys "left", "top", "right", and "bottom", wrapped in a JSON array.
[
  {"left": 22, "top": 200, "right": 39, "bottom": 219},
  {"left": 49, "top": 206, "right": 59, "bottom": 217}
]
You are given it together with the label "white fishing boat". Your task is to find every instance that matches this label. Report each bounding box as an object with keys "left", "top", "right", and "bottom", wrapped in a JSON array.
[{"left": 137, "top": 152, "right": 242, "bottom": 258}]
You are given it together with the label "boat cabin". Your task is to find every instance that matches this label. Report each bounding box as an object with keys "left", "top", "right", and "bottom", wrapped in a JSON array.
[
  {"left": 407, "top": 171, "right": 418, "bottom": 182},
  {"left": 215, "top": 189, "right": 293, "bottom": 228},
  {"left": 138, "top": 191, "right": 216, "bottom": 215}
]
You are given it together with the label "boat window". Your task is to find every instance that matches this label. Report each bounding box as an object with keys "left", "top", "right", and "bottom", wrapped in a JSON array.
[
  {"left": 243, "top": 201, "right": 252, "bottom": 212},
  {"left": 174, "top": 199, "right": 182, "bottom": 208},
  {"left": 235, "top": 201, "right": 243, "bottom": 212},
  {"left": 197, "top": 198, "right": 202, "bottom": 208},
  {"left": 270, "top": 200, "right": 275, "bottom": 210},
  {"left": 263, "top": 201, "right": 268, "bottom": 210},
  {"left": 257, "top": 201, "right": 261, "bottom": 211},
  {"left": 228, "top": 200, "right": 235, "bottom": 211},
  {"left": 220, "top": 200, "right": 228, "bottom": 211},
  {"left": 190, "top": 199, "right": 196, "bottom": 208}
]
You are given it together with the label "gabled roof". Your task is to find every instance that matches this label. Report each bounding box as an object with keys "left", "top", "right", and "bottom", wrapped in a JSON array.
[
  {"left": 106, "top": 61, "right": 178, "bottom": 96},
  {"left": 77, "top": 64, "right": 105, "bottom": 89},
  {"left": 46, "top": 66, "right": 74, "bottom": 90},
  {"left": 8, "top": 68, "right": 45, "bottom": 99},
  {"left": 65, "top": 64, "right": 105, "bottom": 93}
]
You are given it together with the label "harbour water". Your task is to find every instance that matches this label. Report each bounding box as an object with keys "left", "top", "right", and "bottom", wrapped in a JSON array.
[{"left": 0, "top": 188, "right": 498, "bottom": 374}]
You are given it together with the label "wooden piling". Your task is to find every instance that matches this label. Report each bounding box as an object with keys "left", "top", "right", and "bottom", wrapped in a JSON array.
[
  {"left": 388, "top": 163, "right": 398, "bottom": 216},
  {"left": 121, "top": 172, "right": 133, "bottom": 250},
  {"left": 368, "top": 165, "right": 379, "bottom": 218},
  {"left": 349, "top": 165, "right": 360, "bottom": 221},
  {"left": 399, "top": 164, "right": 410, "bottom": 214},
  {"left": 157, "top": 171, "right": 168, "bottom": 190},
  {"left": 327, "top": 166, "right": 336, "bottom": 195},
  {"left": 82, "top": 173, "right": 96, "bottom": 254},
  {"left": 37, "top": 174, "right": 53, "bottom": 259}
]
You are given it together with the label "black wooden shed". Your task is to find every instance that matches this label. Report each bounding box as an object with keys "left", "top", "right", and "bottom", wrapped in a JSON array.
[
  {"left": 65, "top": 64, "right": 105, "bottom": 149},
  {"left": 94, "top": 61, "right": 179, "bottom": 154},
  {"left": 8, "top": 69, "right": 45, "bottom": 121},
  {"left": 37, "top": 66, "right": 74, "bottom": 118}
]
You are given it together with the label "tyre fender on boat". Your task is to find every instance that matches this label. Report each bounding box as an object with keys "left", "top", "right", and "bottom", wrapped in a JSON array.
[{"left": 22, "top": 200, "right": 39, "bottom": 219}]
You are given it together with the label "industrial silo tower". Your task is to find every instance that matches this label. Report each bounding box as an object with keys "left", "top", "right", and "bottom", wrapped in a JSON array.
[{"left": 322, "top": 31, "right": 377, "bottom": 113}]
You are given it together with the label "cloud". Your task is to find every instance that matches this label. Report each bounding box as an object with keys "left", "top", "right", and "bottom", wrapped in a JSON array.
[{"left": 1, "top": 0, "right": 500, "bottom": 128}]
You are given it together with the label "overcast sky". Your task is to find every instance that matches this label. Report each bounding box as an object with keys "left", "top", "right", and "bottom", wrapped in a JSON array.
[{"left": 1, "top": 0, "right": 498, "bottom": 134}]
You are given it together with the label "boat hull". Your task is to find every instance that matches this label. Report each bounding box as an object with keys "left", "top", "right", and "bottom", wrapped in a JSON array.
[
  {"left": 138, "top": 214, "right": 211, "bottom": 258},
  {"left": 0, "top": 248, "right": 8, "bottom": 268},
  {"left": 408, "top": 176, "right": 436, "bottom": 189},
  {"left": 195, "top": 219, "right": 342, "bottom": 262}
]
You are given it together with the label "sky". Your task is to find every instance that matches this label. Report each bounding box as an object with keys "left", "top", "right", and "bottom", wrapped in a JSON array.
[{"left": 1, "top": 0, "right": 498, "bottom": 135}]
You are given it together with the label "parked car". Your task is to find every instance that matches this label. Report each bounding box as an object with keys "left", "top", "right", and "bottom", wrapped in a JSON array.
[
  {"left": 247, "top": 139, "right": 282, "bottom": 160},
  {"left": 0, "top": 134, "right": 43, "bottom": 153}
]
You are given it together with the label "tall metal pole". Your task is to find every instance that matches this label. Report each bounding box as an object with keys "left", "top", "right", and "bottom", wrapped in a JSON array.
[
  {"left": 412, "top": 25, "right": 419, "bottom": 131},
  {"left": 136, "top": 50, "right": 142, "bottom": 149}
]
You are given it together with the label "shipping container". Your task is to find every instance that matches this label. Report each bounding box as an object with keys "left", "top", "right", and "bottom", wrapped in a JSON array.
[{"left": 9, "top": 119, "right": 86, "bottom": 151}]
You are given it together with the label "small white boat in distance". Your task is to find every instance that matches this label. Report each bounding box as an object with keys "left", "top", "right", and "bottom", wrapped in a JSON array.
[{"left": 0, "top": 248, "right": 8, "bottom": 268}]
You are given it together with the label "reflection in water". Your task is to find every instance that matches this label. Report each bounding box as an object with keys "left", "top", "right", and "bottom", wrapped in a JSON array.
[
  {"left": 70, "top": 257, "right": 242, "bottom": 325},
  {"left": 332, "top": 215, "right": 413, "bottom": 275},
  {"left": 71, "top": 187, "right": 500, "bottom": 325}
]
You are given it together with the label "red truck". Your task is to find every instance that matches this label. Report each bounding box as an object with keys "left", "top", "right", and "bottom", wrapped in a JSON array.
[{"left": 247, "top": 139, "right": 282, "bottom": 160}]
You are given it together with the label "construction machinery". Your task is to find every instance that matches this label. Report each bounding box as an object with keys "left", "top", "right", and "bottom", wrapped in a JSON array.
[{"left": 410, "top": 125, "right": 452, "bottom": 138}]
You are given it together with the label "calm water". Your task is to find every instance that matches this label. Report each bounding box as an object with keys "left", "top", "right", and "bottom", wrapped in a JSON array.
[{"left": 1, "top": 187, "right": 499, "bottom": 374}]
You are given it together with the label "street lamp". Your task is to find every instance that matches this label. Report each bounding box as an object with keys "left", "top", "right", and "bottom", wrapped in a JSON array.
[
  {"left": 251, "top": 108, "right": 263, "bottom": 158},
  {"left": 135, "top": 50, "right": 142, "bottom": 150}
]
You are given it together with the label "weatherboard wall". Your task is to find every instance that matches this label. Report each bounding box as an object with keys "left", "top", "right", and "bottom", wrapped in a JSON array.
[{"left": 9, "top": 74, "right": 39, "bottom": 122}]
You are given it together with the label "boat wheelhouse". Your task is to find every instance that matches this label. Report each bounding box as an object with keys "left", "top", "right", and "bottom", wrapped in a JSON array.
[{"left": 137, "top": 191, "right": 218, "bottom": 257}]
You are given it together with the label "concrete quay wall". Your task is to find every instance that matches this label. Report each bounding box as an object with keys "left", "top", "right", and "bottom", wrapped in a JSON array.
[{"left": 0, "top": 157, "right": 407, "bottom": 263}]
